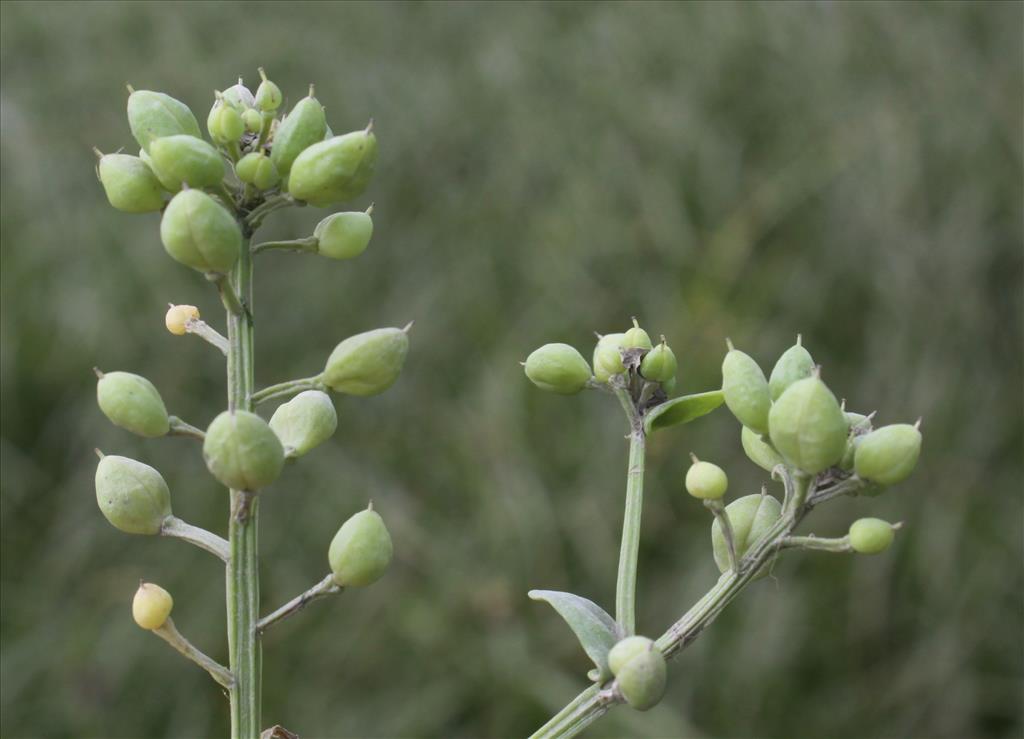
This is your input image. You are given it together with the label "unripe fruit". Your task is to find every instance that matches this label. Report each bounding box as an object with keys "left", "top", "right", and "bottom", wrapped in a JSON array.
[
  {"left": 768, "top": 336, "right": 814, "bottom": 401},
  {"left": 97, "top": 153, "right": 165, "bottom": 213},
  {"left": 221, "top": 82, "right": 255, "bottom": 110},
  {"left": 592, "top": 333, "right": 626, "bottom": 383},
  {"left": 721, "top": 345, "right": 771, "bottom": 435},
  {"left": 269, "top": 93, "right": 326, "bottom": 175},
  {"left": 208, "top": 102, "right": 245, "bottom": 144},
  {"left": 235, "top": 152, "right": 280, "bottom": 190},
  {"left": 608, "top": 636, "right": 655, "bottom": 676},
  {"left": 203, "top": 410, "right": 285, "bottom": 491},
  {"left": 149, "top": 135, "right": 225, "bottom": 189},
  {"left": 242, "top": 108, "right": 263, "bottom": 133},
  {"left": 132, "top": 582, "right": 173, "bottom": 630},
  {"left": 160, "top": 189, "right": 241, "bottom": 274},
  {"left": 139, "top": 148, "right": 180, "bottom": 192},
  {"left": 165, "top": 304, "right": 200, "bottom": 335},
  {"left": 662, "top": 376, "right": 677, "bottom": 396},
  {"left": 329, "top": 506, "right": 393, "bottom": 587},
  {"left": 854, "top": 423, "right": 922, "bottom": 486},
  {"left": 640, "top": 340, "right": 677, "bottom": 383},
  {"left": 848, "top": 518, "right": 895, "bottom": 554},
  {"left": 740, "top": 426, "right": 784, "bottom": 472},
  {"left": 524, "top": 343, "right": 592, "bottom": 395},
  {"left": 254, "top": 69, "right": 282, "bottom": 112},
  {"left": 711, "top": 493, "right": 782, "bottom": 576},
  {"left": 323, "top": 327, "right": 410, "bottom": 397},
  {"left": 96, "top": 371, "right": 169, "bottom": 437},
  {"left": 685, "top": 459, "right": 728, "bottom": 500},
  {"left": 127, "top": 89, "right": 201, "bottom": 153},
  {"left": 838, "top": 412, "right": 872, "bottom": 470},
  {"left": 288, "top": 129, "right": 378, "bottom": 207},
  {"left": 622, "top": 319, "right": 653, "bottom": 350},
  {"left": 615, "top": 644, "right": 667, "bottom": 711},
  {"left": 313, "top": 210, "right": 373, "bottom": 260},
  {"left": 95, "top": 455, "right": 172, "bottom": 535},
  {"left": 269, "top": 390, "right": 338, "bottom": 457},
  {"left": 768, "top": 376, "right": 848, "bottom": 474}
]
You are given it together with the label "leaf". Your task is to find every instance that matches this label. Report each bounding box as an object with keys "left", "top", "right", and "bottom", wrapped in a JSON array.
[
  {"left": 644, "top": 389, "right": 725, "bottom": 434},
  {"left": 528, "top": 590, "right": 621, "bottom": 682}
]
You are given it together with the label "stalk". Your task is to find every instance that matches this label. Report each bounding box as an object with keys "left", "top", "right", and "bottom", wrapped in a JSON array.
[{"left": 613, "top": 385, "right": 645, "bottom": 636}]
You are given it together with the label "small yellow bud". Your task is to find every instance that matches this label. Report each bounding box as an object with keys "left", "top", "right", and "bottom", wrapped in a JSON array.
[
  {"left": 165, "top": 304, "right": 200, "bottom": 336},
  {"left": 132, "top": 582, "right": 173, "bottom": 630}
]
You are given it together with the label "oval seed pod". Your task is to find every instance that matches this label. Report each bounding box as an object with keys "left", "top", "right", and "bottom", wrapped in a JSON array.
[
  {"left": 721, "top": 344, "right": 771, "bottom": 435},
  {"left": 622, "top": 318, "right": 653, "bottom": 350},
  {"left": 740, "top": 426, "right": 784, "bottom": 473},
  {"left": 208, "top": 101, "right": 245, "bottom": 144},
  {"left": 221, "top": 82, "right": 255, "bottom": 110},
  {"left": 269, "top": 390, "right": 338, "bottom": 457},
  {"left": 639, "top": 340, "right": 677, "bottom": 383},
  {"left": 97, "top": 371, "right": 170, "bottom": 437},
  {"left": 139, "top": 148, "right": 180, "bottom": 193},
  {"left": 524, "top": 343, "right": 592, "bottom": 395},
  {"left": 615, "top": 645, "right": 667, "bottom": 711},
  {"left": 165, "top": 304, "right": 199, "bottom": 335},
  {"left": 96, "top": 153, "right": 165, "bottom": 213},
  {"left": 854, "top": 423, "right": 922, "bottom": 486},
  {"left": 254, "top": 69, "right": 282, "bottom": 112},
  {"left": 768, "top": 336, "right": 814, "bottom": 401},
  {"left": 242, "top": 108, "right": 263, "bottom": 133},
  {"left": 95, "top": 454, "right": 172, "bottom": 535},
  {"left": 328, "top": 506, "right": 393, "bottom": 587},
  {"left": 662, "top": 375, "right": 677, "bottom": 396},
  {"left": 149, "top": 135, "right": 225, "bottom": 189},
  {"left": 288, "top": 128, "right": 378, "bottom": 207},
  {"left": 837, "top": 412, "right": 872, "bottom": 471},
  {"left": 313, "top": 210, "right": 373, "bottom": 260},
  {"left": 235, "top": 152, "right": 280, "bottom": 190},
  {"left": 849, "top": 518, "right": 896, "bottom": 554},
  {"left": 323, "top": 326, "right": 410, "bottom": 397},
  {"left": 160, "top": 189, "right": 241, "bottom": 274},
  {"left": 203, "top": 410, "right": 285, "bottom": 491},
  {"left": 608, "top": 636, "right": 654, "bottom": 676},
  {"left": 269, "top": 92, "right": 327, "bottom": 175},
  {"left": 768, "top": 375, "right": 848, "bottom": 474},
  {"left": 711, "top": 493, "right": 782, "bottom": 576},
  {"left": 592, "top": 333, "right": 626, "bottom": 383},
  {"left": 132, "top": 582, "right": 173, "bottom": 630},
  {"left": 685, "top": 459, "right": 728, "bottom": 500},
  {"left": 127, "top": 89, "right": 201, "bottom": 153}
]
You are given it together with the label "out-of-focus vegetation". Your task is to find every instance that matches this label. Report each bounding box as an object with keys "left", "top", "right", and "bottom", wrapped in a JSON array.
[{"left": 1, "top": 2, "right": 1021, "bottom": 737}]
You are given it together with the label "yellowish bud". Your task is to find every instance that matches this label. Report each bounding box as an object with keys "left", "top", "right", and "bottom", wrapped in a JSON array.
[
  {"left": 132, "top": 582, "right": 173, "bottom": 630},
  {"left": 165, "top": 304, "right": 200, "bottom": 336}
]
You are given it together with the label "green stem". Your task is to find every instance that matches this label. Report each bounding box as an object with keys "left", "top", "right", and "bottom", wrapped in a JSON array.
[
  {"left": 153, "top": 618, "right": 234, "bottom": 690},
  {"left": 612, "top": 385, "right": 645, "bottom": 636},
  {"left": 256, "top": 574, "right": 341, "bottom": 634},
  {"left": 779, "top": 535, "right": 852, "bottom": 553},
  {"left": 251, "top": 237, "right": 319, "bottom": 255},
  {"left": 250, "top": 376, "right": 326, "bottom": 406}
]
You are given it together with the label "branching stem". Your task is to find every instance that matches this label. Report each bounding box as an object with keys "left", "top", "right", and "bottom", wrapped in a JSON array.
[
  {"left": 167, "top": 416, "right": 206, "bottom": 440},
  {"left": 256, "top": 574, "right": 341, "bottom": 634},
  {"left": 153, "top": 618, "right": 234, "bottom": 690},
  {"left": 251, "top": 376, "right": 326, "bottom": 406},
  {"left": 160, "top": 516, "right": 229, "bottom": 562},
  {"left": 612, "top": 384, "right": 645, "bottom": 636}
]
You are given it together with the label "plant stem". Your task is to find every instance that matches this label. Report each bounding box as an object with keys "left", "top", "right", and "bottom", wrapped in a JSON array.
[
  {"left": 251, "top": 237, "right": 319, "bottom": 255},
  {"left": 250, "top": 376, "right": 326, "bottom": 406},
  {"left": 160, "top": 516, "right": 229, "bottom": 562},
  {"left": 612, "top": 385, "right": 645, "bottom": 636},
  {"left": 256, "top": 574, "right": 341, "bottom": 634},
  {"left": 167, "top": 416, "right": 206, "bottom": 440},
  {"left": 153, "top": 618, "right": 234, "bottom": 690}
]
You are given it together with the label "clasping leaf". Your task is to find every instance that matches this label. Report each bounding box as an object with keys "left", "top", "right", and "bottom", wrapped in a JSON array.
[
  {"left": 528, "top": 589, "right": 621, "bottom": 682},
  {"left": 644, "top": 389, "right": 725, "bottom": 434}
]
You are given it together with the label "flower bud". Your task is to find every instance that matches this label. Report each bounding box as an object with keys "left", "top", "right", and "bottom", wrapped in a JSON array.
[
  {"left": 288, "top": 128, "right": 378, "bottom": 207},
  {"left": 203, "top": 410, "right": 285, "bottom": 491},
  {"left": 592, "top": 332, "right": 626, "bottom": 383},
  {"left": 96, "top": 370, "right": 170, "bottom": 437},
  {"left": 149, "top": 135, "right": 225, "bottom": 189},
  {"left": 639, "top": 339, "right": 676, "bottom": 383},
  {"left": 313, "top": 210, "right": 373, "bottom": 260},
  {"left": 242, "top": 108, "right": 263, "bottom": 133},
  {"left": 160, "top": 189, "right": 241, "bottom": 274},
  {"left": 721, "top": 343, "right": 771, "bottom": 435},
  {"left": 269, "top": 91, "right": 326, "bottom": 175},
  {"left": 323, "top": 326, "right": 410, "bottom": 397},
  {"left": 685, "top": 459, "right": 727, "bottom": 500},
  {"left": 711, "top": 493, "right": 781, "bottom": 576},
  {"left": 854, "top": 423, "right": 922, "bottom": 486},
  {"left": 622, "top": 318, "right": 653, "bottom": 350},
  {"left": 254, "top": 69, "right": 282, "bottom": 112},
  {"left": 849, "top": 518, "right": 895, "bottom": 554},
  {"left": 607, "top": 636, "right": 655, "bottom": 676},
  {"left": 768, "top": 375, "right": 848, "bottom": 474},
  {"left": 740, "top": 426, "right": 784, "bottom": 473},
  {"left": 208, "top": 101, "right": 245, "bottom": 144},
  {"left": 235, "top": 152, "right": 280, "bottom": 190},
  {"left": 524, "top": 343, "right": 592, "bottom": 395},
  {"left": 96, "top": 152, "right": 165, "bottom": 213},
  {"left": 768, "top": 336, "right": 814, "bottom": 401},
  {"left": 95, "top": 454, "right": 172, "bottom": 535},
  {"left": 615, "top": 643, "right": 667, "bottom": 711},
  {"left": 132, "top": 582, "right": 173, "bottom": 630},
  {"left": 328, "top": 505, "right": 393, "bottom": 587},
  {"left": 127, "top": 89, "right": 201, "bottom": 153},
  {"left": 269, "top": 390, "right": 338, "bottom": 457},
  {"left": 165, "top": 304, "right": 200, "bottom": 335}
]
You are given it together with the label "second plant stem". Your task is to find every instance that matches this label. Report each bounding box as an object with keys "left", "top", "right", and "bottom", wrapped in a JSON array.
[{"left": 614, "top": 385, "right": 645, "bottom": 636}]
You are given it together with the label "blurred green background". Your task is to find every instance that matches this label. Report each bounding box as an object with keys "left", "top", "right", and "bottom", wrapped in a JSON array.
[{"left": 1, "top": 2, "right": 1021, "bottom": 738}]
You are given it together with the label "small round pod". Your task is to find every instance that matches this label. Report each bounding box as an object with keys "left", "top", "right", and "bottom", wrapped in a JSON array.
[
  {"left": 721, "top": 343, "right": 772, "bottom": 435},
  {"left": 96, "top": 152, "right": 165, "bottom": 213},
  {"left": 95, "top": 454, "right": 172, "bottom": 535},
  {"left": 288, "top": 128, "right": 378, "bottom": 207},
  {"left": 615, "top": 643, "right": 667, "bottom": 711},
  {"left": 640, "top": 339, "right": 677, "bottom": 383},
  {"left": 328, "top": 505, "right": 393, "bottom": 587},
  {"left": 848, "top": 518, "right": 896, "bottom": 554},
  {"left": 740, "top": 426, "right": 784, "bottom": 473},
  {"left": 203, "top": 410, "right": 285, "bottom": 491},
  {"left": 313, "top": 210, "right": 374, "bottom": 260},
  {"left": 96, "top": 370, "right": 169, "bottom": 437},
  {"left": 235, "top": 152, "right": 280, "bottom": 190},
  {"left": 768, "top": 336, "right": 814, "bottom": 401},
  {"left": 207, "top": 100, "right": 245, "bottom": 144},
  {"left": 853, "top": 423, "right": 922, "bottom": 486},
  {"left": 165, "top": 304, "right": 200, "bottom": 335},
  {"left": 323, "top": 326, "right": 411, "bottom": 397},
  {"left": 524, "top": 343, "right": 592, "bottom": 395},
  {"left": 254, "top": 68, "right": 282, "bottom": 112},
  {"left": 132, "top": 582, "right": 173, "bottom": 630},
  {"left": 608, "top": 636, "right": 655, "bottom": 675},
  {"left": 127, "top": 89, "right": 202, "bottom": 153},
  {"left": 269, "top": 90, "right": 327, "bottom": 176},
  {"left": 592, "top": 332, "right": 626, "bottom": 383},
  {"left": 149, "top": 135, "right": 225, "bottom": 189},
  {"left": 242, "top": 108, "right": 263, "bottom": 134},
  {"left": 711, "top": 493, "right": 782, "bottom": 577},
  {"left": 160, "top": 189, "right": 241, "bottom": 274},
  {"left": 768, "top": 375, "right": 848, "bottom": 475},
  {"left": 685, "top": 459, "right": 728, "bottom": 500},
  {"left": 622, "top": 318, "right": 653, "bottom": 351},
  {"left": 269, "top": 390, "right": 338, "bottom": 458}
]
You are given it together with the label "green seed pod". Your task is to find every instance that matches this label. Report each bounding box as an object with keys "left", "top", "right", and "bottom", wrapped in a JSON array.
[
  {"left": 222, "top": 82, "right": 255, "bottom": 110},
  {"left": 854, "top": 423, "right": 922, "bottom": 486},
  {"left": 323, "top": 326, "right": 410, "bottom": 397},
  {"left": 203, "top": 410, "right": 285, "bottom": 491},
  {"left": 254, "top": 69, "right": 282, "bottom": 112},
  {"left": 685, "top": 459, "right": 728, "bottom": 500},
  {"left": 96, "top": 370, "right": 169, "bottom": 437},
  {"left": 149, "top": 135, "right": 225, "bottom": 189},
  {"left": 96, "top": 152, "right": 165, "bottom": 213},
  {"left": 95, "top": 454, "right": 172, "bottom": 535},
  {"left": 639, "top": 339, "right": 677, "bottom": 383},
  {"left": 235, "top": 152, "right": 280, "bottom": 190},
  {"left": 607, "top": 636, "right": 655, "bottom": 676},
  {"left": 662, "top": 376, "right": 677, "bottom": 396},
  {"left": 768, "top": 375, "right": 848, "bottom": 474},
  {"left": 740, "top": 426, "right": 785, "bottom": 472},
  {"left": 622, "top": 318, "right": 653, "bottom": 350},
  {"left": 313, "top": 210, "right": 374, "bottom": 260},
  {"left": 848, "top": 518, "right": 896, "bottom": 554},
  {"left": 269, "top": 91, "right": 327, "bottom": 175},
  {"left": 288, "top": 128, "right": 378, "bottom": 207},
  {"left": 592, "top": 333, "right": 626, "bottom": 383},
  {"left": 127, "top": 89, "right": 201, "bottom": 153},
  {"left": 837, "top": 412, "right": 872, "bottom": 471},
  {"left": 242, "top": 108, "right": 263, "bottom": 133},
  {"left": 328, "top": 505, "right": 393, "bottom": 587},
  {"left": 768, "top": 335, "right": 814, "bottom": 401},
  {"left": 721, "top": 343, "right": 771, "bottom": 434},
  {"left": 208, "top": 101, "right": 245, "bottom": 144},
  {"left": 132, "top": 582, "right": 173, "bottom": 630},
  {"left": 524, "top": 343, "right": 592, "bottom": 395},
  {"left": 269, "top": 390, "right": 338, "bottom": 457},
  {"left": 139, "top": 148, "right": 180, "bottom": 193},
  {"left": 615, "top": 644, "right": 667, "bottom": 711},
  {"left": 711, "top": 493, "right": 782, "bottom": 576},
  {"left": 160, "top": 189, "right": 241, "bottom": 274}
]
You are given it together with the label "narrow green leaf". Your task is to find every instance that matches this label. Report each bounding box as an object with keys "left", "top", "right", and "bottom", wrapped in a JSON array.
[
  {"left": 644, "top": 389, "right": 725, "bottom": 434},
  {"left": 528, "top": 590, "right": 621, "bottom": 682}
]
